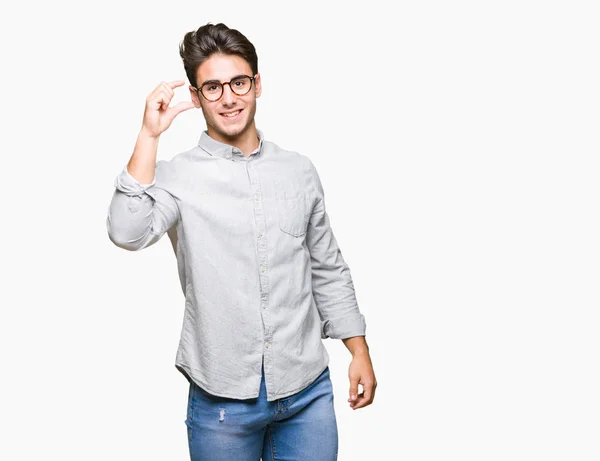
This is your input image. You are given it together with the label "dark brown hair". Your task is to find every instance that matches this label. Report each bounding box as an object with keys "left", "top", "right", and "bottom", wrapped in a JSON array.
[{"left": 179, "top": 23, "right": 259, "bottom": 88}]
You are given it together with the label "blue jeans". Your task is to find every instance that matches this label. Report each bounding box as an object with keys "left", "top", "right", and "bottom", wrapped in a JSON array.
[{"left": 184, "top": 364, "right": 338, "bottom": 460}]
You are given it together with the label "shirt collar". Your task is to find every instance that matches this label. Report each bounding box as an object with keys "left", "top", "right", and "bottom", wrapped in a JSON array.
[{"left": 198, "top": 129, "right": 264, "bottom": 160}]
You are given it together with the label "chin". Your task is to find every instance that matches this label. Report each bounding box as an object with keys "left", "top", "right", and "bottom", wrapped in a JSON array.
[{"left": 220, "top": 121, "right": 249, "bottom": 138}]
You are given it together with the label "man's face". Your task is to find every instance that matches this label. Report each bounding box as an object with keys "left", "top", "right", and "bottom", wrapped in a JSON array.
[{"left": 190, "top": 53, "right": 261, "bottom": 141}]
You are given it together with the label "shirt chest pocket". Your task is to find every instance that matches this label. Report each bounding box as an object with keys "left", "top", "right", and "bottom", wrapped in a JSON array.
[{"left": 276, "top": 193, "right": 311, "bottom": 237}]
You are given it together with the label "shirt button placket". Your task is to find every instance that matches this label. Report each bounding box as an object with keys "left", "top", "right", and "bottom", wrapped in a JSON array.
[{"left": 247, "top": 156, "right": 273, "bottom": 398}]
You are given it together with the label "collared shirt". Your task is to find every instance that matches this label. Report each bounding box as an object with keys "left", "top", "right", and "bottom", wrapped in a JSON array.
[{"left": 106, "top": 128, "right": 367, "bottom": 401}]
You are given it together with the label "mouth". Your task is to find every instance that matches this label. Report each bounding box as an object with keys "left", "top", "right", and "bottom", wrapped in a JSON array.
[{"left": 220, "top": 108, "right": 243, "bottom": 120}]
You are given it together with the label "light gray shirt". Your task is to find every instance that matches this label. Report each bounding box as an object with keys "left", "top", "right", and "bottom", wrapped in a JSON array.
[{"left": 106, "top": 129, "right": 367, "bottom": 401}]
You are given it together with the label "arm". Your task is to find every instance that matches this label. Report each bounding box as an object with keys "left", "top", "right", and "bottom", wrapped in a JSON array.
[
  {"left": 305, "top": 159, "right": 367, "bottom": 340},
  {"left": 106, "top": 79, "right": 194, "bottom": 251},
  {"left": 306, "top": 159, "right": 377, "bottom": 410}
]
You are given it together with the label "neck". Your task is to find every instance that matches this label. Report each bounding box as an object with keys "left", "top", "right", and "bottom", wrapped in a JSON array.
[{"left": 207, "top": 121, "right": 259, "bottom": 157}]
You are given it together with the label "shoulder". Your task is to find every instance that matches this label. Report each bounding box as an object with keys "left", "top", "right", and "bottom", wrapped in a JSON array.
[
  {"left": 265, "top": 140, "right": 323, "bottom": 197},
  {"left": 154, "top": 145, "right": 203, "bottom": 186},
  {"left": 160, "top": 145, "right": 203, "bottom": 167},
  {"left": 264, "top": 140, "right": 317, "bottom": 172}
]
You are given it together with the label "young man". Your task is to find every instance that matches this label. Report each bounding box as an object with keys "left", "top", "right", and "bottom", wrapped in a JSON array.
[{"left": 106, "top": 22, "right": 376, "bottom": 461}]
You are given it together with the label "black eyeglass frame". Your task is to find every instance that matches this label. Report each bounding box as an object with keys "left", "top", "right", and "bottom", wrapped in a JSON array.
[{"left": 192, "top": 74, "right": 257, "bottom": 102}]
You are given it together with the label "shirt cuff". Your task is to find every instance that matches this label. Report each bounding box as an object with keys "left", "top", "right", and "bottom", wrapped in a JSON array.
[
  {"left": 321, "top": 313, "right": 367, "bottom": 340},
  {"left": 113, "top": 165, "right": 156, "bottom": 195}
]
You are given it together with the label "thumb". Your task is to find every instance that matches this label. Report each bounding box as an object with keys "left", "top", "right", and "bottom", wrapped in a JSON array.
[{"left": 169, "top": 101, "right": 195, "bottom": 118}]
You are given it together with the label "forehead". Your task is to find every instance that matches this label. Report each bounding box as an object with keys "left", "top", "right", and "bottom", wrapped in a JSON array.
[{"left": 196, "top": 54, "right": 252, "bottom": 82}]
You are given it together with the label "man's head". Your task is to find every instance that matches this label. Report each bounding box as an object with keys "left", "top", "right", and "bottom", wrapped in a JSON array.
[{"left": 179, "top": 23, "right": 261, "bottom": 143}]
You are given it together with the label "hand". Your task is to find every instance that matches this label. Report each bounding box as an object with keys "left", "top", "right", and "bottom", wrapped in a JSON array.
[
  {"left": 141, "top": 80, "right": 195, "bottom": 138},
  {"left": 348, "top": 351, "right": 377, "bottom": 410}
]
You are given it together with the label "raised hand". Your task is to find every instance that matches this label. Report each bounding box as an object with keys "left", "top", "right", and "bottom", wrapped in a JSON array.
[{"left": 141, "top": 80, "right": 195, "bottom": 138}]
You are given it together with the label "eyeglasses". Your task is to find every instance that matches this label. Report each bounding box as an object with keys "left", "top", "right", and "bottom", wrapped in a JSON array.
[{"left": 192, "top": 74, "right": 257, "bottom": 102}]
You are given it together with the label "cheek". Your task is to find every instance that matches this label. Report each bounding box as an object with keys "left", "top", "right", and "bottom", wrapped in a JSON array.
[
  {"left": 207, "top": 107, "right": 221, "bottom": 120},
  {"left": 244, "top": 99, "right": 256, "bottom": 114}
]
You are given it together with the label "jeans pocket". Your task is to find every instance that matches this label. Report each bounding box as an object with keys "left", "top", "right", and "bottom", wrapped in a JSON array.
[{"left": 277, "top": 194, "right": 310, "bottom": 237}]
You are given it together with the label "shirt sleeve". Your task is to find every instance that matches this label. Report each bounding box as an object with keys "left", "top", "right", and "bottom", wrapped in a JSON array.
[
  {"left": 106, "top": 162, "right": 180, "bottom": 251},
  {"left": 305, "top": 159, "right": 367, "bottom": 340}
]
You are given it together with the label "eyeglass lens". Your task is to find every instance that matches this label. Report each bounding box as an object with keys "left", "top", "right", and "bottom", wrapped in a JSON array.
[{"left": 202, "top": 76, "right": 252, "bottom": 101}]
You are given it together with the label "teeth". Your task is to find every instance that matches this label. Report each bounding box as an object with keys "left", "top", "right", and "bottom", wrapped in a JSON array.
[{"left": 222, "top": 110, "right": 240, "bottom": 117}]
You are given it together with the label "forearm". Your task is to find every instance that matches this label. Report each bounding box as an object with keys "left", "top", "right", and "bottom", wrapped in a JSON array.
[
  {"left": 342, "top": 335, "right": 369, "bottom": 356},
  {"left": 309, "top": 206, "right": 367, "bottom": 338},
  {"left": 127, "top": 129, "right": 160, "bottom": 184}
]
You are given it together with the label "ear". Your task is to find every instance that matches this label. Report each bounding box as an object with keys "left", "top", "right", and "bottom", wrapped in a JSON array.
[
  {"left": 254, "top": 73, "right": 262, "bottom": 98},
  {"left": 189, "top": 85, "right": 202, "bottom": 108}
]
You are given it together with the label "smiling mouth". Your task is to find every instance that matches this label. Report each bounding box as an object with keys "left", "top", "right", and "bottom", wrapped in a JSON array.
[{"left": 220, "top": 109, "right": 243, "bottom": 118}]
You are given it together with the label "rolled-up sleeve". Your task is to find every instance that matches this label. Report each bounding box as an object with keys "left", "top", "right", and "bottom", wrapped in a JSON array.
[
  {"left": 306, "top": 159, "right": 367, "bottom": 340},
  {"left": 106, "top": 161, "right": 180, "bottom": 251}
]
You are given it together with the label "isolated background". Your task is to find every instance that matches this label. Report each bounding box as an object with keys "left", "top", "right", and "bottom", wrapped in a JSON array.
[{"left": 1, "top": 0, "right": 599, "bottom": 459}]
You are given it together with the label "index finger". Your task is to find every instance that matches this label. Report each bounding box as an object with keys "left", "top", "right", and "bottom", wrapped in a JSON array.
[
  {"left": 352, "top": 383, "right": 374, "bottom": 410},
  {"left": 167, "top": 80, "right": 187, "bottom": 89}
]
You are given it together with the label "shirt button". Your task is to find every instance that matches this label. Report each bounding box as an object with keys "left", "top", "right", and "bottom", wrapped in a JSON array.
[
  {"left": 265, "top": 342, "right": 270, "bottom": 348},
  {"left": 262, "top": 303, "right": 267, "bottom": 309},
  {"left": 260, "top": 266, "right": 265, "bottom": 273},
  {"left": 255, "top": 194, "right": 260, "bottom": 201}
]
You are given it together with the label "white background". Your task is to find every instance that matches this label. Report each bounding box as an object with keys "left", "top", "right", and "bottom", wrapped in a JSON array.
[{"left": 1, "top": 0, "right": 599, "bottom": 460}]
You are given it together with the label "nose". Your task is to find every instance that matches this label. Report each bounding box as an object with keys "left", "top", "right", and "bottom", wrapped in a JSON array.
[{"left": 220, "top": 83, "right": 236, "bottom": 105}]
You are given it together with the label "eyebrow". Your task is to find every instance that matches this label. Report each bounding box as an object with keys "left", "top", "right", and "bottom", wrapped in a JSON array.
[{"left": 200, "top": 74, "right": 249, "bottom": 87}]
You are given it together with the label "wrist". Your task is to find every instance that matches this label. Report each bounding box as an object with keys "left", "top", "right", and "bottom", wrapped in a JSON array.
[
  {"left": 139, "top": 127, "right": 160, "bottom": 141},
  {"left": 342, "top": 335, "right": 369, "bottom": 357}
]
